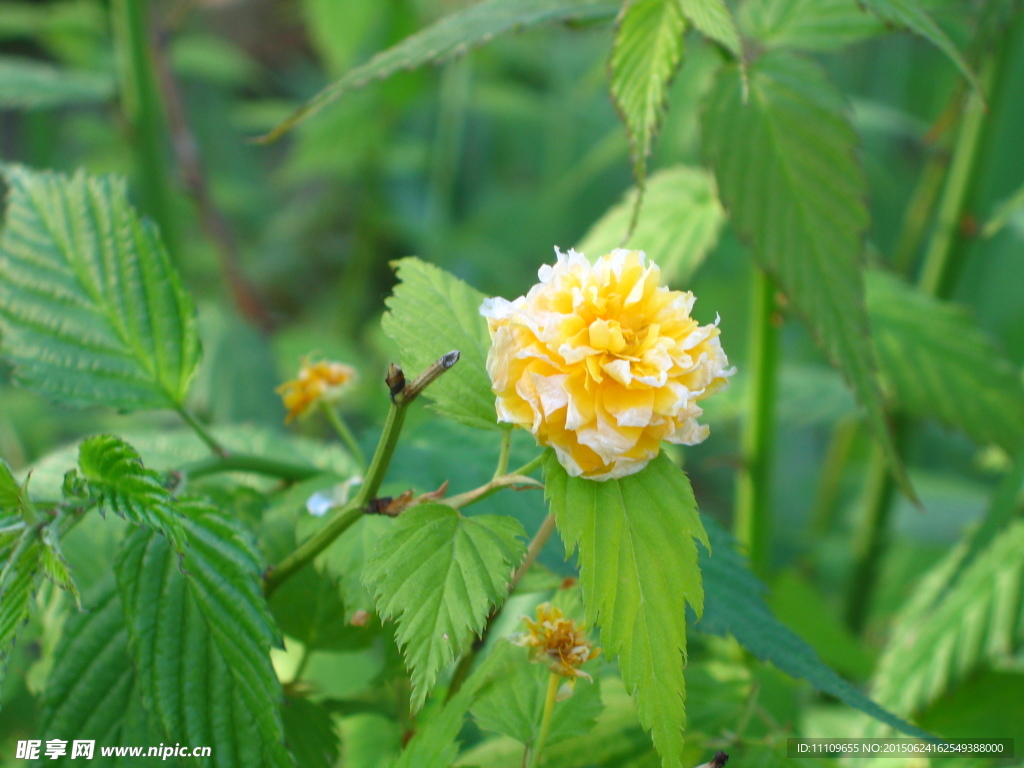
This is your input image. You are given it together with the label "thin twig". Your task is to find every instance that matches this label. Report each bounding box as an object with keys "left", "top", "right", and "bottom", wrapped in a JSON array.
[{"left": 150, "top": 21, "right": 275, "bottom": 332}]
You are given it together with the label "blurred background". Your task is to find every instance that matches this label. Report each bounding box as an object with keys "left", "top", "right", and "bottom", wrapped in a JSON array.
[{"left": 2, "top": 0, "right": 1024, "bottom": 751}]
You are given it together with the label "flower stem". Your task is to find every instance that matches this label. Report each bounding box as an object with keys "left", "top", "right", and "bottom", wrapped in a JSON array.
[
  {"left": 494, "top": 430, "right": 512, "bottom": 479},
  {"left": 264, "top": 504, "right": 362, "bottom": 597},
  {"left": 321, "top": 401, "right": 367, "bottom": 472},
  {"left": 175, "top": 407, "right": 228, "bottom": 457},
  {"left": 734, "top": 268, "right": 779, "bottom": 576},
  {"left": 510, "top": 453, "right": 546, "bottom": 479},
  {"left": 528, "top": 672, "right": 561, "bottom": 768},
  {"left": 263, "top": 400, "right": 407, "bottom": 597},
  {"left": 263, "top": 353, "right": 459, "bottom": 596}
]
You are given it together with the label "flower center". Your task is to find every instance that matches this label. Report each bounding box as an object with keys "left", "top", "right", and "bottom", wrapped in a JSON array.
[{"left": 588, "top": 318, "right": 630, "bottom": 355}]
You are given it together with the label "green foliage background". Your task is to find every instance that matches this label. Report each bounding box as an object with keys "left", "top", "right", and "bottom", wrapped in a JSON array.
[{"left": 1, "top": 0, "right": 1024, "bottom": 766}]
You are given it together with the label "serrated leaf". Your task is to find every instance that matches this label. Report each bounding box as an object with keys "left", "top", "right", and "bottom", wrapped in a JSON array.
[
  {"left": 37, "top": 578, "right": 163, "bottom": 767},
  {"left": 866, "top": 270, "right": 1024, "bottom": 453},
  {"left": 702, "top": 52, "right": 913, "bottom": 501},
  {"left": 679, "top": 0, "right": 741, "bottom": 55},
  {"left": 858, "top": 0, "right": 977, "bottom": 92},
  {"left": 544, "top": 451, "right": 707, "bottom": 768},
  {"left": 77, "top": 435, "right": 185, "bottom": 551},
  {"left": 0, "top": 529, "right": 41, "bottom": 689},
  {"left": 576, "top": 165, "right": 725, "bottom": 284},
  {"left": 696, "top": 516, "right": 933, "bottom": 740},
  {"left": 381, "top": 257, "right": 498, "bottom": 430},
  {"left": 363, "top": 503, "right": 526, "bottom": 710},
  {"left": 866, "top": 520, "right": 1024, "bottom": 730},
  {"left": 115, "top": 499, "right": 291, "bottom": 768},
  {"left": 0, "top": 165, "right": 200, "bottom": 412},
  {"left": 0, "top": 459, "right": 25, "bottom": 513},
  {"left": 610, "top": 0, "right": 686, "bottom": 188},
  {"left": 40, "top": 523, "right": 80, "bottom": 607},
  {"left": 262, "top": 0, "right": 618, "bottom": 141},
  {"left": 472, "top": 641, "right": 603, "bottom": 747},
  {"left": 392, "top": 639, "right": 516, "bottom": 768},
  {"left": 0, "top": 56, "right": 114, "bottom": 109},
  {"left": 738, "top": 0, "right": 883, "bottom": 51}
]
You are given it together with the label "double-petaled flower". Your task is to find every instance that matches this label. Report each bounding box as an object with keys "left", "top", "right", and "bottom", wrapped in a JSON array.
[{"left": 481, "top": 248, "right": 733, "bottom": 480}]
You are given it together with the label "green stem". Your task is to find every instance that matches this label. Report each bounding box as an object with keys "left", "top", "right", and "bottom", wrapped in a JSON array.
[
  {"left": 734, "top": 269, "right": 779, "bottom": 576},
  {"left": 265, "top": 505, "right": 363, "bottom": 597},
  {"left": 917, "top": 67, "right": 990, "bottom": 300},
  {"left": 180, "top": 453, "right": 322, "bottom": 482},
  {"left": 321, "top": 401, "right": 367, "bottom": 471},
  {"left": 510, "top": 452, "right": 546, "bottom": 480},
  {"left": 844, "top": 420, "right": 906, "bottom": 632},
  {"left": 808, "top": 419, "right": 861, "bottom": 540},
  {"left": 264, "top": 399, "right": 410, "bottom": 597},
  {"left": 494, "top": 430, "right": 512, "bottom": 479},
  {"left": 175, "top": 407, "right": 228, "bottom": 457},
  {"left": 528, "top": 672, "right": 561, "bottom": 768},
  {"left": 291, "top": 644, "right": 314, "bottom": 684},
  {"left": 111, "top": 0, "right": 177, "bottom": 254},
  {"left": 844, "top": 15, "right": 1021, "bottom": 630},
  {"left": 444, "top": 473, "right": 543, "bottom": 511},
  {"left": 359, "top": 399, "right": 408, "bottom": 504}
]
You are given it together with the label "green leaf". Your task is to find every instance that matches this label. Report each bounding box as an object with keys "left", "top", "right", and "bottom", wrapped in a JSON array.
[
  {"left": 381, "top": 257, "right": 498, "bottom": 430},
  {"left": 865, "top": 271, "right": 1024, "bottom": 453},
  {"left": 696, "top": 516, "right": 933, "bottom": 740},
  {"left": 983, "top": 179, "right": 1024, "bottom": 238},
  {"left": 737, "top": 0, "right": 883, "bottom": 51},
  {"left": 363, "top": 503, "right": 526, "bottom": 710},
  {"left": 0, "top": 529, "right": 41, "bottom": 687},
  {"left": 471, "top": 641, "right": 603, "bottom": 747},
  {"left": 115, "top": 499, "right": 291, "bottom": 767},
  {"left": 40, "top": 523, "right": 80, "bottom": 607},
  {"left": 392, "top": 639, "right": 515, "bottom": 768},
  {"left": 76, "top": 435, "right": 186, "bottom": 551},
  {"left": 270, "top": 563, "right": 375, "bottom": 652},
  {"left": 0, "top": 459, "right": 26, "bottom": 514},
  {"left": 320, "top": 515, "right": 391, "bottom": 622},
  {"left": 867, "top": 520, "right": 1024, "bottom": 728},
  {"left": 0, "top": 165, "right": 200, "bottom": 412},
  {"left": 702, "top": 52, "right": 913, "bottom": 501},
  {"left": 38, "top": 578, "right": 162, "bottom": 767},
  {"left": 281, "top": 696, "right": 341, "bottom": 768},
  {"left": 544, "top": 451, "right": 706, "bottom": 768},
  {"left": 576, "top": 165, "right": 725, "bottom": 285},
  {"left": 857, "top": 0, "right": 978, "bottom": 92},
  {"left": 679, "top": 0, "right": 741, "bottom": 55},
  {"left": 0, "top": 56, "right": 114, "bottom": 109},
  {"left": 262, "top": 0, "right": 617, "bottom": 141},
  {"left": 609, "top": 0, "right": 686, "bottom": 188}
]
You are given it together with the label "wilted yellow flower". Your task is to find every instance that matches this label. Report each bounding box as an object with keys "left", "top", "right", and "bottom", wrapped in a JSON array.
[
  {"left": 512, "top": 602, "right": 599, "bottom": 680},
  {"left": 480, "top": 248, "right": 733, "bottom": 480},
  {"left": 277, "top": 358, "right": 357, "bottom": 422}
]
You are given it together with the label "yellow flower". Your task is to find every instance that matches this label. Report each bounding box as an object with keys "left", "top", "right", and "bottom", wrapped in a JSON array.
[
  {"left": 512, "top": 602, "right": 599, "bottom": 680},
  {"left": 277, "top": 358, "right": 358, "bottom": 423},
  {"left": 480, "top": 248, "right": 733, "bottom": 480}
]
